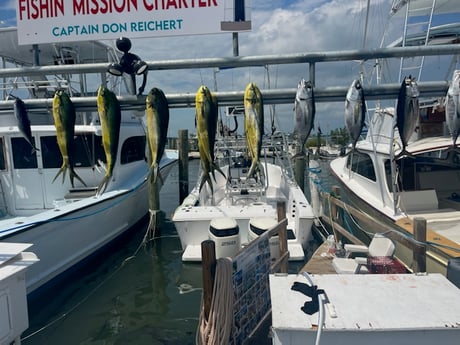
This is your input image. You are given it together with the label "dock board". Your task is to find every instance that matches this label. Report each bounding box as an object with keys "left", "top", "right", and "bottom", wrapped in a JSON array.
[{"left": 300, "top": 241, "right": 336, "bottom": 274}]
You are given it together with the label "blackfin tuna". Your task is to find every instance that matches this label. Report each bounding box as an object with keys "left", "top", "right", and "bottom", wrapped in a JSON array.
[
  {"left": 344, "top": 79, "right": 366, "bottom": 152},
  {"left": 395, "top": 76, "right": 420, "bottom": 159},
  {"left": 52, "top": 90, "right": 86, "bottom": 187},
  {"left": 96, "top": 85, "right": 121, "bottom": 195},
  {"left": 13, "top": 96, "right": 39, "bottom": 153},
  {"left": 445, "top": 70, "right": 460, "bottom": 148},
  {"left": 195, "top": 85, "right": 225, "bottom": 193},
  {"left": 293, "top": 79, "right": 315, "bottom": 158},
  {"left": 244, "top": 82, "right": 264, "bottom": 179}
]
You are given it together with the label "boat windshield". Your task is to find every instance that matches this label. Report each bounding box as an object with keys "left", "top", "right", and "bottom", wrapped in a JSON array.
[
  {"left": 346, "top": 151, "right": 377, "bottom": 182},
  {"left": 384, "top": 149, "right": 460, "bottom": 192}
]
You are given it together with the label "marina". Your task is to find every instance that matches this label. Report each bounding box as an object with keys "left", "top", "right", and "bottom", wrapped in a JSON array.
[{"left": 1, "top": 0, "right": 460, "bottom": 344}]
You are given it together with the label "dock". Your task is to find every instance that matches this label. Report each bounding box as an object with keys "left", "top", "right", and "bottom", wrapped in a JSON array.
[
  {"left": 299, "top": 241, "right": 336, "bottom": 274},
  {"left": 270, "top": 272, "right": 460, "bottom": 345}
]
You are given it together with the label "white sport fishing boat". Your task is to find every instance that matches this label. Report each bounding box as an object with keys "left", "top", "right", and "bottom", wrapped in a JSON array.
[
  {"left": 0, "top": 27, "right": 177, "bottom": 294},
  {"left": 329, "top": 0, "right": 460, "bottom": 274},
  {"left": 173, "top": 117, "right": 315, "bottom": 262}
]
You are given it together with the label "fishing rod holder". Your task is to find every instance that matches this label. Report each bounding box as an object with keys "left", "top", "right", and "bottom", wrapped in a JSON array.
[{"left": 108, "top": 37, "right": 148, "bottom": 96}]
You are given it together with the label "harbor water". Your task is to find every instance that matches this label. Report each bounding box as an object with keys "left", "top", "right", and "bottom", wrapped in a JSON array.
[{"left": 22, "top": 157, "right": 335, "bottom": 345}]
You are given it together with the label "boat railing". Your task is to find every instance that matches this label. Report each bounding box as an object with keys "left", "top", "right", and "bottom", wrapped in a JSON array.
[
  {"left": 214, "top": 134, "right": 295, "bottom": 202},
  {"left": 1, "top": 77, "right": 71, "bottom": 98},
  {"left": 215, "top": 137, "right": 268, "bottom": 202}
]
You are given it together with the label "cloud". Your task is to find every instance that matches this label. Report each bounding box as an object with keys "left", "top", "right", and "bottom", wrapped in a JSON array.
[{"left": 2, "top": 0, "right": 455, "bottom": 136}]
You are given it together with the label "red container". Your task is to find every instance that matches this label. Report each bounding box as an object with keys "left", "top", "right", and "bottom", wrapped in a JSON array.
[{"left": 367, "top": 256, "right": 408, "bottom": 274}]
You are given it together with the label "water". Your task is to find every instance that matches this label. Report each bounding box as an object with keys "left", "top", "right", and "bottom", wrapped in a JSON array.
[{"left": 22, "top": 158, "right": 335, "bottom": 345}]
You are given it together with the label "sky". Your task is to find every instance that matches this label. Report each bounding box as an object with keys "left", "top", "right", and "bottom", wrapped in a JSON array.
[{"left": 1, "top": 0, "right": 459, "bottom": 137}]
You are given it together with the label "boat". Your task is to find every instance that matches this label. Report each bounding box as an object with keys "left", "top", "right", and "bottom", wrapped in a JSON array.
[
  {"left": 0, "top": 27, "right": 178, "bottom": 294},
  {"left": 329, "top": 0, "right": 460, "bottom": 274},
  {"left": 172, "top": 109, "right": 316, "bottom": 262}
]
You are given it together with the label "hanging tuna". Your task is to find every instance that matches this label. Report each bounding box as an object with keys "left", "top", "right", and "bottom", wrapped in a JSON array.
[
  {"left": 445, "top": 70, "right": 460, "bottom": 149},
  {"left": 293, "top": 79, "right": 315, "bottom": 158},
  {"left": 344, "top": 79, "right": 366, "bottom": 153},
  {"left": 395, "top": 76, "right": 420, "bottom": 160}
]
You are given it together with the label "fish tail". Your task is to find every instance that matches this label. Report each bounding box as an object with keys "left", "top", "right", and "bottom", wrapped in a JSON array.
[
  {"left": 70, "top": 168, "right": 87, "bottom": 188},
  {"left": 97, "top": 175, "right": 110, "bottom": 196},
  {"left": 394, "top": 149, "right": 414, "bottom": 160},
  {"left": 210, "top": 161, "right": 226, "bottom": 182},
  {"left": 246, "top": 160, "right": 260, "bottom": 179},
  {"left": 199, "top": 173, "right": 213, "bottom": 194},
  {"left": 30, "top": 145, "right": 40, "bottom": 155},
  {"left": 52, "top": 164, "right": 67, "bottom": 185}
]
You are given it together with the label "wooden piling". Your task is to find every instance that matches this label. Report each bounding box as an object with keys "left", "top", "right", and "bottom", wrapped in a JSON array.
[
  {"left": 329, "top": 186, "right": 341, "bottom": 242},
  {"left": 178, "top": 129, "right": 189, "bottom": 204},
  {"left": 276, "top": 201, "right": 288, "bottom": 273},
  {"left": 147, "top": 172, "right": 161, "bottom": 235},
  {"left": 201, "top": 240, "right": 216, "bottom": 320},
  {"left": 294, "top": 156, "right": 306, "bottom": 193},
  {"left": 413, "top": 217, "right": 427, "bottom": 273}
]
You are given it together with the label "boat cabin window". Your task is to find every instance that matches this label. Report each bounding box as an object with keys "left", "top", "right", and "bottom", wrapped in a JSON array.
[
  {"left": 384, "top": 158, "right": 416, "bottom": 191},
  {"left": 385, "top": 151, "right": 460, "bottom": 192},
  {"left": 121, "top": 136, "right": 146, "bottom": 164},
  {"left": 11, "top": 137, "right": 38, "bottom": 169},
  {"left": 0, "top": 138, "right": 5, "bottom": 170},
  {"left": 41, "top": 134, "right": 105, "bottom": 168},
  {"left": 346, "top": 151, "right": 376, "bottom": 181}
]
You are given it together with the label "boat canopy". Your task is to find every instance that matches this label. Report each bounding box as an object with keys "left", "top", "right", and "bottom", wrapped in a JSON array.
[
  {"left": 387, "top": 23, "right": 460, "bottom": 47},
  {"left": 0, "top": 27, "right": 119, "bottom": 66}
]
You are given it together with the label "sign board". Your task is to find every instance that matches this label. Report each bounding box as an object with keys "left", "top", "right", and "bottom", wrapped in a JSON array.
[{"left": 15, "top": 0, "right": 252, "bottom": 45}]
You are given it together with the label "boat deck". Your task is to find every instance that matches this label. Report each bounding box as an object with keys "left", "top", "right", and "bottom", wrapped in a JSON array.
[{"left": 396, "top": 216, "right": 460, "bottom": 258}]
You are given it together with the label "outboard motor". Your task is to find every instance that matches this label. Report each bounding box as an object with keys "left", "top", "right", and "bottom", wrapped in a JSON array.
[
  {"left": 208, "top": 218, "right": 240, "bottom": 259},
  {"left": 248, "top": 217, "right": 280, "bottom": 260}
]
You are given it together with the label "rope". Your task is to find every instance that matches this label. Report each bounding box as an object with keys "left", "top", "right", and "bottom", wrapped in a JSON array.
[
  {"left": 21, "top": 225, "right": 153, "bottom": 342},
  {"left": 196, "top": 257, "right": 234, "bottom": 345}
]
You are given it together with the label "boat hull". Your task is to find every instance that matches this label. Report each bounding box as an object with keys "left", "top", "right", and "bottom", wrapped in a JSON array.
[
  {"left": 330, "top": 155, "right": 452, "bottom": 275},
  {"left": 173, "top": 160, "right": 315, "bottom": 262},
  {"left": 0, "top": 156, "right": 177, "bottom": 294}
]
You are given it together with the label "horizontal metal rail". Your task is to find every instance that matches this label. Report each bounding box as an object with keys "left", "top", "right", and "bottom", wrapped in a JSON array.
[
  {"left": 0, "top": 44, "right": 457, "bottom": 112},
  {"left": 0, "top": 44, "right": 458, "bottom": 78},
  {"left": 0, "top": 81, "right": 448, "bottom": 113}
]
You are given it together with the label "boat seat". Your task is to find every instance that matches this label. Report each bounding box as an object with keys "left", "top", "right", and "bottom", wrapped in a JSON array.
[
  {"left": 397, "top": 189, "right": 438, "bottom": 213},
  {"left": 332, "top": 233, "right": 396, "bottom": 274}
]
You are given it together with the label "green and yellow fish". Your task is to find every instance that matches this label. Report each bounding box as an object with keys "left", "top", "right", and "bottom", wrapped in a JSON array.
[
  {"left": 52, "top": 90, "right": 86, "bottom": 188},
  {"left": 244, "top": 82, "right": 264, "bottom": 178},
  {"left": 96, "top": 85, "right": 121, "bottom": 195},
  {"left": 195, "top": 85, "right": 225, "bottom": 193},
  {"left": 146, "top": 87, "right": 170, "bottom": 184}
]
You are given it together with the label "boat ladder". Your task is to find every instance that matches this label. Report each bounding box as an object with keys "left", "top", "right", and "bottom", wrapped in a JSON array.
[{"left": 396, "top": 0, "right": 437, "bottom": 82}]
